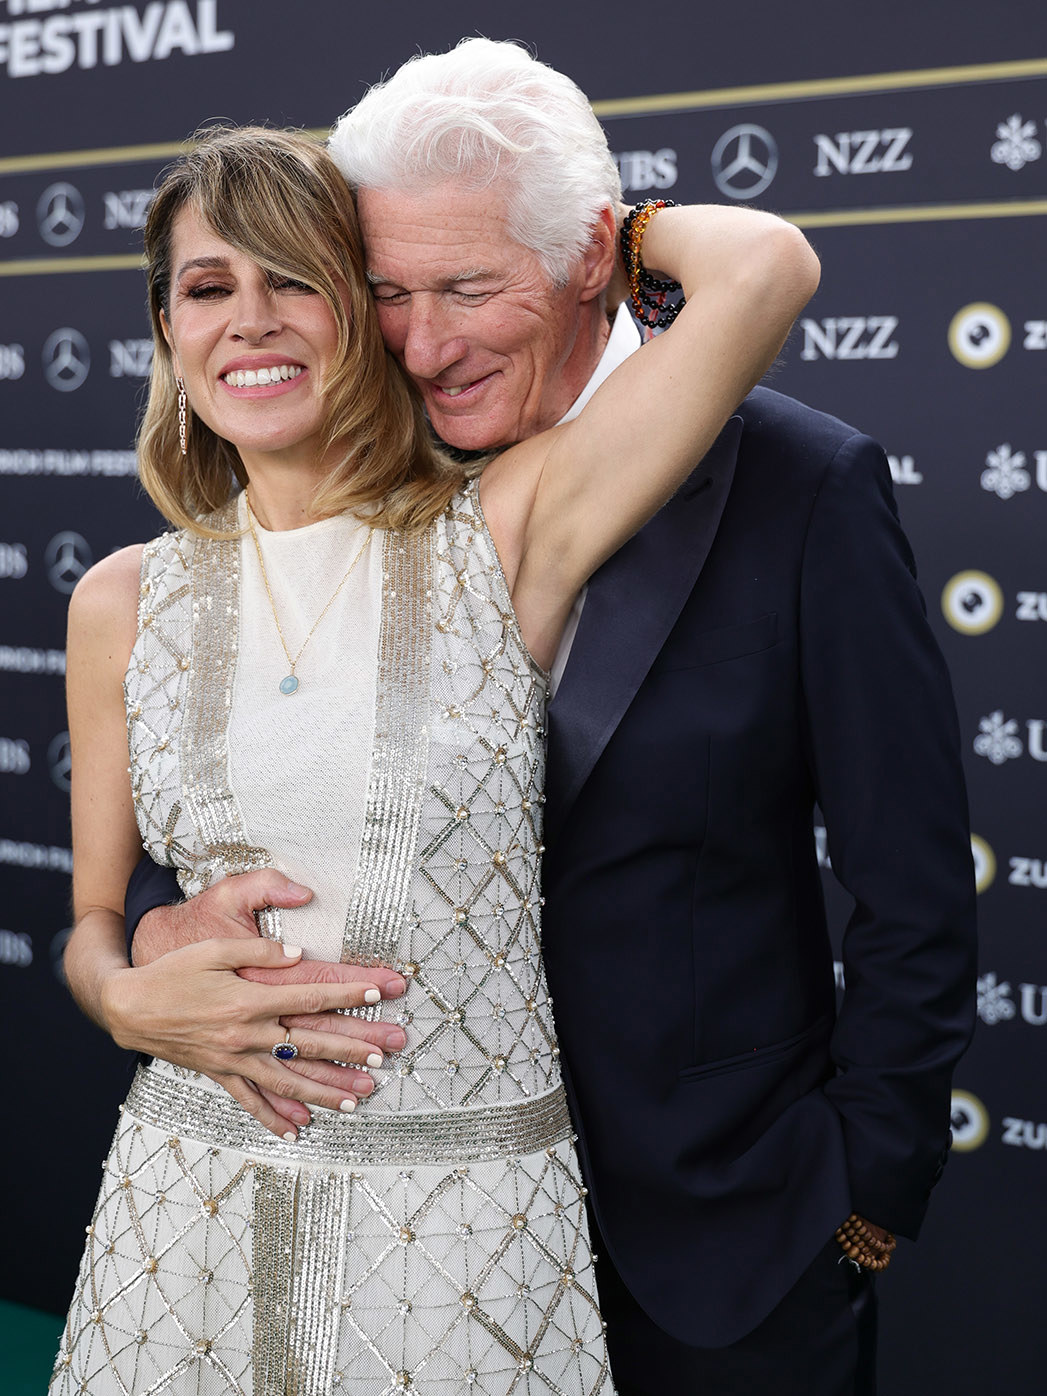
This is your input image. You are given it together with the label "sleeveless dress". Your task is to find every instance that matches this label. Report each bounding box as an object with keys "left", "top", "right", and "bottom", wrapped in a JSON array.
[{"left": 51, "top": 483, "right": 614, "bottom": 1395}]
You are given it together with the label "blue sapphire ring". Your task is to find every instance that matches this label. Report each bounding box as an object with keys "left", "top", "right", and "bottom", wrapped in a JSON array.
[{"left": 271, "top": 1032, "right": 299, "bottom": 1062}]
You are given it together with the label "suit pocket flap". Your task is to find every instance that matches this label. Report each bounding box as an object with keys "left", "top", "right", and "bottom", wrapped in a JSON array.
[{"left": 678, "top": 1012, "right": 833, "bottom": 1084}]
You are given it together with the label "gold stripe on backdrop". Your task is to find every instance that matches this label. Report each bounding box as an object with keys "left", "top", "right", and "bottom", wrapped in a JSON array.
[
  {"left": 0, "top": 255, "right": 144, "bottom": 277},
  {"left": 2, "top": 56, "right": 1045, "bottom": 275},
  {"left": 591, "top": 57, "right": 1047, "bottom": 117},
  {"left": 4, "top": 202, "right": 1046, "bottom": 278},
  {"left": 789, "top": 200, "right": 1047, "bottom": 229},
  {"left": 1, "top": 57, "right": 1044, "bottom": 176}
]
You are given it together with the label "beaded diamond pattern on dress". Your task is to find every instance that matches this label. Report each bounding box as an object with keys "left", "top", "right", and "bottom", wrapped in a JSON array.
[{"left": 52, "top": 483, "right": 612, "bottom": 1394}]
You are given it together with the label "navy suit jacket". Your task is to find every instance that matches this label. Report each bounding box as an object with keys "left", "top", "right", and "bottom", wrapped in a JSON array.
[
  {"left": 540, "top": 386, "right": 976, "bottom": 1344},
  {"left": 126, "top": 386, "right": 976, "bottom": 1348}
]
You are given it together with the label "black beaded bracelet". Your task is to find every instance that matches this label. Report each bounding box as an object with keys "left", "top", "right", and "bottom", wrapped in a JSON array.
[{"left": 619, "top": 199, "right": 685, "bottom": 329}]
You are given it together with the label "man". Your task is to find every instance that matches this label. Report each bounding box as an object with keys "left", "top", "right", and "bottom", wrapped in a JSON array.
[{"left": 111, "top": 38, "right": 975, "bottom": 1394}]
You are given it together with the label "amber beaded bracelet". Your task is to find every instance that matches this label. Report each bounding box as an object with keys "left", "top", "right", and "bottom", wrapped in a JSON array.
[
  {"left": 834, "top": 1213, "right": 897, "bottom": 1272},
  {"left": 619, "top": 199, "right": 685, "bottom": 329}
]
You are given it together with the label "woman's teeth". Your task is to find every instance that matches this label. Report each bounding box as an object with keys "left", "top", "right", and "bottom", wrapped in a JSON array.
[{"left": 223, "top": 365, "right": 303, "bottom": 387}]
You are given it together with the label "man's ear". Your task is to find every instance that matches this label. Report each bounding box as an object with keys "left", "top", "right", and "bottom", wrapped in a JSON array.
[{"left": 579, "top": 204, "right": 618, "bottom": 302}]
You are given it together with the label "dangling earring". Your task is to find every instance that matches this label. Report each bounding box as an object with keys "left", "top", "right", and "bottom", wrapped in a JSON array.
[{"left": 176, "top": 376, "right": 188, "bottom": 457}]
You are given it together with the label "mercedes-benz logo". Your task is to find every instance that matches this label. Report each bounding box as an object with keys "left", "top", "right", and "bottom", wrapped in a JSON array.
[
  {"left": 48, "top": 731, "right": 73, "bottom": 792},
  {"left": 42, "top": 327, "right": 90, "bottom": 392},
  {"left": 45, "top": 531, "right": 92, "bottom": 594},
  {"left": 37, "top": 181, "right": 85, "bottom": 248},
  {"left": 711, "top": 124, "right": 779, "bottom": 200},
  {"left": 51, "top": 926, "right": 74, "bottom": 984}
]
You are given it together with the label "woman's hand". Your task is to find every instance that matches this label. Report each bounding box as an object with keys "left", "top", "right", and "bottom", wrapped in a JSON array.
[{"left": 101, "top": 936, "right": 406, "bottom": 1140}]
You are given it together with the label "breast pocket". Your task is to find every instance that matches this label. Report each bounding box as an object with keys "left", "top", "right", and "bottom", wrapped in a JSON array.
[{"left": 660, "top": 612, "right": 779, "bottom": 672}]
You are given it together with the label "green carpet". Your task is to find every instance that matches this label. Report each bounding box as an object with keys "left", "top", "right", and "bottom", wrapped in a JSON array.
[{"left": 0, "top": 1299, "right": 63, "bottom": 1394}]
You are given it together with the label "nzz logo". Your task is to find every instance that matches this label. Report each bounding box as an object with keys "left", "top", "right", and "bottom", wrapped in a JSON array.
[
  {"left": 813, "top": 128, "right": 913, "bottom": 177},
  {"left": 800, "top": 316, "right": 899, "bottom": 361}
]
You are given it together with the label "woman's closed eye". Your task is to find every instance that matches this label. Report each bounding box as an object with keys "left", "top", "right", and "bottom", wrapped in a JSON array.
[
  {"left": 183, "top": 281, "right": 231, "bottom": 301},
  {"left": 268, "top": 274, "right": 316, "bottom": 294}
]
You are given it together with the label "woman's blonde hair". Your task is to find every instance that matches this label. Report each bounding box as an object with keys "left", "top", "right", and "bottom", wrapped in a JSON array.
[{"left": 139, "top": 124, "right": 463, "bottom": 535}]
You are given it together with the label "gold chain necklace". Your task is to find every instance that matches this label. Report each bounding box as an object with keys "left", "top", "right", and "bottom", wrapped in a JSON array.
[{"left": 245, "top": 493, "right": 372, "bottom": 696}]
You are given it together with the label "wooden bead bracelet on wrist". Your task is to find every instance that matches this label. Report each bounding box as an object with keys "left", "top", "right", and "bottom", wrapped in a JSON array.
[{"left": 834, "top": 1213, "right": 897, "bottom": 1272}]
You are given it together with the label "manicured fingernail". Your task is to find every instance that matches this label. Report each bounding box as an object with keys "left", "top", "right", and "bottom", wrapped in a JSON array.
[
  {"left": 339, "top": 1098, "right": 357, "bottom": 1113},
  {"left": 388, "top": 976, "right": 407, "bottom": 996},
  {"left": 282, "top": 1131, "right": 297, "bottom": 1142},
  {"left": 366, "top": 1052, "right": 383, "bottom": 1069},
  {"left": 283, "top": 944, "right": 302, "bottom": 958},
  {"left": 286, "top": 881, "right": 310, "bottom": 899},
  {"left": 363, "top": 988, "right": 381, "bottom": 1004},
  {"left": 356, "top": 1076, "right": 374, "bottom": 1096}
]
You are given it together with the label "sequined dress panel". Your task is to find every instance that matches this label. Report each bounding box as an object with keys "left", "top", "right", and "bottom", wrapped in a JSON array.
[{"left": 52, "top": 483, "right": 612, "bottom": 1395}]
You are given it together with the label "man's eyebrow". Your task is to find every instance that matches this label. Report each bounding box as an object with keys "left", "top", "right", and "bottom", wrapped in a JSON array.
[
  {"left": 364, "top": 267, "right": 496, "bottom": 286},
  {"left": 176, "top": 255, "right": 230, "bottom": 279}
]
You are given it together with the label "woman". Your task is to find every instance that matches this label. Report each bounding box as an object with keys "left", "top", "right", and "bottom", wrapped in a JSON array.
[{"left": 52, "top": 126, "right": 817, "bottom": 1393}]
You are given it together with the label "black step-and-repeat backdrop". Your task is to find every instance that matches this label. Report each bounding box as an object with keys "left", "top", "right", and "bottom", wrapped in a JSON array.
[{"left": 2, "top": 3, "right": 1045, "bottom": 1388}]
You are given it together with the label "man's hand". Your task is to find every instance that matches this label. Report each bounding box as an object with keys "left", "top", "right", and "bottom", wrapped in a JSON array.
[
  {"left": 132, "top": 869, "right": 313, "bottom": 964},
  {"left": 127, "top": 872, "right": 408, "bottom": 1136}
]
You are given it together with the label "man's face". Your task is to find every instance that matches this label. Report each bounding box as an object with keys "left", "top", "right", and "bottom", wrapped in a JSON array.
[{"left": 356, "top": 183, "right": 609, "bottom": 450}]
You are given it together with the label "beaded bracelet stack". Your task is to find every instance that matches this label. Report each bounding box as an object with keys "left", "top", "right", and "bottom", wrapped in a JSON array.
[
  {"left": 619, "top": 199, "right": 685, "bottom": 329},
  {"left": 834, "top": 1213, "right": 897, "bottom": 1272}
]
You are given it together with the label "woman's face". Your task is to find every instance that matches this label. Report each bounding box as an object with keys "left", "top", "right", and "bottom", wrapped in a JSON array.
[{"left": 162, "top": 204, "right": 346, "bottom": 472}]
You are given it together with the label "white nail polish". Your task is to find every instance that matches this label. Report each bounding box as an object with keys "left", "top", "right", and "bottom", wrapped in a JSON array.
[
  {"left": 283, "top": 944, "right": 303, "bottom": 958},
  {"left": 363, "top": 988, "right": 381, "bottom": 1004},
  {"left": 366, "top": 1053, "right": 382, "bottom": 1069},
  {"left": 282, "top": 1131, "right": 296, "bottom": 1142},
  {"left": 340, "top": 1098, "right": 357, "bottom": 1113}
]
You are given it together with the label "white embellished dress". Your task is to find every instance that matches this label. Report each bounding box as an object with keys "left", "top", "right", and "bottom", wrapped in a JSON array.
[{"left": 52, "top": 483, "right": 613, "bottom": 1396}]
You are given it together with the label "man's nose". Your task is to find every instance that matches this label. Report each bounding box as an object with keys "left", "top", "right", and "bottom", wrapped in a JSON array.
[{"left": 401, "top": 298, "right": 468, "bottom": 380}]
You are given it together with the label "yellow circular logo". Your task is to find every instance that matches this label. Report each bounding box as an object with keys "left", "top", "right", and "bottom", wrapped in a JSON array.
[
  {"left": 941, "top": 571, "right": 1004, "bottom": 635},
  {"left": 950, "top": 1090, "right": 990, "bottom": 1152},
  {"left": 970, "top": 834, "right": 996, "bottom": 894},
  {"left": 948, "top": 303, "right": 1011, "bottom": 368}
]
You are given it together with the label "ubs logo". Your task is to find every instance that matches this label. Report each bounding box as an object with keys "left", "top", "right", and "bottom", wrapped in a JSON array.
[
  {"left": 0, "top": 738, "right": 30, "bottom": 775},
  {"left": 949, "top": 1090, "right": 989, "bottom": 1152},
  {"left": 44, "top": 532, "right": 92, "bottom": 594},
  {"left": 948, "top": 303, "right": 1011, "bottom": 368},
  {"left": 991, "top": 114, "right": 1042, "bottom": 172},
  {"left": 973, "top": 712, "right": 1047, "bottom": 764},
  {"left": 42, "top": 327, "right": 90, "bottom": 392},
  {"left": 710, "top": 124, "right": 778, "bottom": 200},
  {"left": 36, "top": 181, "right": 85, "bottom": 248},
  {"left": 615, "top": 149, "right": 677, "bottom": 193},
  {"left": 0, "top": 344, "right": 25, "bottom": 380},
  {"left": 978, "top": 972, "right": 1047, "bottom": 1027},
  {"left": 941, "top": 571, "right": 1003, "bottom": 635}
]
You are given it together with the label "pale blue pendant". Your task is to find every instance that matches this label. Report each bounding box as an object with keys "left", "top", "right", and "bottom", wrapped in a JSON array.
[{"left": 279, "top": 674, "right": 299, "bottom": 696}]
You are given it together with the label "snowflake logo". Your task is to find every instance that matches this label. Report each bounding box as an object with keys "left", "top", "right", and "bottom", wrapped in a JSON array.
[
  {"left": 981, "top": 443, "right": 1030, "bottom": 499},
  {"left": 991, "top": 114, "right": 1042, "bottom": 172},
  {"left": 974, "top": 711, "right": 1023, "bottom": 764},
  {"left": 977, "top": 972, "right": 1016, "bottom": 1025}
]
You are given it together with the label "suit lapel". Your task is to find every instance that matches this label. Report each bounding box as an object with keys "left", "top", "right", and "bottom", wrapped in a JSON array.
[{"left": 545, "top": 414, "right": 742, "bottom": 845}]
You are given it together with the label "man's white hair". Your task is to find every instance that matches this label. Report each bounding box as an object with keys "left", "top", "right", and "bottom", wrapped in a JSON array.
[{"left": 328, "top": 37, "right": 622, "bottom": 287}]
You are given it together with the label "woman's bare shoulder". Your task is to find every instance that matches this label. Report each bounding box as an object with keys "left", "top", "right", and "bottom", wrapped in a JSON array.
[{"left": 67, "top": 544, "right": 145, "bottom": 653}]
